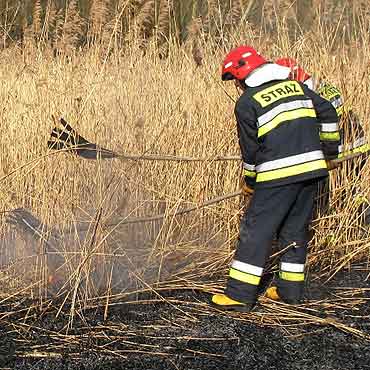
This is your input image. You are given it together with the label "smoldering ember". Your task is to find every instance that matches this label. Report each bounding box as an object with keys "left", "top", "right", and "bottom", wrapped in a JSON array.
[{"left": 1, "top": 1, "right": 370, "bottom": 369}]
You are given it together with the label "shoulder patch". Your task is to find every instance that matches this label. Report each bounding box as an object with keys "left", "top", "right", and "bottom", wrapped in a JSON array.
[{"left": 253, "top": 81, "right": 304, "bottom": 108}]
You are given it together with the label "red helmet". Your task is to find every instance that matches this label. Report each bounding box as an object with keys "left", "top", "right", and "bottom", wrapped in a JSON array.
[
  {"left": 275, "top": 57, "right": 311, "bottom": 82},
  {"left": 222, "top": 46, "right": 267, "bottom": 81}
]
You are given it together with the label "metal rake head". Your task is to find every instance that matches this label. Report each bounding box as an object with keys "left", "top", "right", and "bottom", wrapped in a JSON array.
[
  {"left": 48, "top": 117, "right": 90, "bottom": 151},
  {"left": 47, "top": 117, "right": 118, "bottom": 159}
]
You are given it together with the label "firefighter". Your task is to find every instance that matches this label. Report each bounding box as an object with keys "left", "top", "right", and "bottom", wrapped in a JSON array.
[
  {"left": 212, "top": 46, "right": 340, "bottom": 311},
  {"left": 275, "top": 57, "right": 370, "bottom": 222}
]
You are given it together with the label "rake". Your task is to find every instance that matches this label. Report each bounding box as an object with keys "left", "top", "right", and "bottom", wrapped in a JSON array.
[
  {"left": 48, "top": 117, "right": 118, "bottom": 159},
  {"left": 47, "top": 117, "right": 241, "bottom": 162},
  {"left": 46, "top": 116, "right": 369, "bottom": 228},
  {"left": 47, "top": 117, "right": 368, "bottom": 166}
]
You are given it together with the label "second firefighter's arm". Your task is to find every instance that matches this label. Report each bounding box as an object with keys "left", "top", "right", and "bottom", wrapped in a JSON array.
[
  {"left": 234, "top": 100, "right": 259, "bottom": 190},
  {"left": 303, "top": 86, "right": 340, "bottom": 159},
  {"left": 342, "top": 109, "right": 369, "bottom": 155}
]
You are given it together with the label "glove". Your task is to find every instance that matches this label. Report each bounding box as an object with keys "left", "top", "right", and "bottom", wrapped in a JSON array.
[
  {"left": 242, "top": 183, "right": 254, "bottom": 195},
  {"left": 326, "top": 160, "right": 340, "bottom": 170}
]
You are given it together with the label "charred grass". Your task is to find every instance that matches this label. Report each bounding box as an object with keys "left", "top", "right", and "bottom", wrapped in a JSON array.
[{"left": 1, "top": 267, "right": 370, "bottom": 369}]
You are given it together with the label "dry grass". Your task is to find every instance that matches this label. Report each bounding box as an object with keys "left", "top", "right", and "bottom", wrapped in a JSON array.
[
  {"left": 0, "top": 38, "right": 239, "bottom": 302},
  {"left": 0, "top": 2, "right": 369, "bottom": 342}
]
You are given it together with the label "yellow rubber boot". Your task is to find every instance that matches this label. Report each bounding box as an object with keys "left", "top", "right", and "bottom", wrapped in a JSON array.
[
  {"left": 265, "top": 286, "right": 281, "bottom": 301},
  {"left": 211, "top": 294, "right": 254, "bottom": 312}
]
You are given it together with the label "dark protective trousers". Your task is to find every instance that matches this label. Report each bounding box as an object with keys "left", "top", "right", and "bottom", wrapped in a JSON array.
[{"left": 225, "top": 179, "right": 320, "bottom": 304}]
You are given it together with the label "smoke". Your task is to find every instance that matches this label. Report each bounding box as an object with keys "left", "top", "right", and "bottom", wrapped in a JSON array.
[
  {"left": 1, "top": 207, "right": 156, "bottom": 296},
  {"left": 1, "top": 202, "right": 186, "bottom": 299},
  {"left": 1, "top": 195, "right": 228, "bottom": 301}
]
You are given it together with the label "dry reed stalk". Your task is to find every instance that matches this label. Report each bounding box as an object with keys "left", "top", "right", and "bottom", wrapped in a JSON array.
[
  {"left": 187, "top": 17, "right": 203, "bottom": 67},
  {"left": 207, "top": 0, "right": 218, "bottom": 18},
  {"left": 32, "top": 0, "right": 42, "bottom": 39},
  {"left": 64, "top": 0, "right": 84, "bottom": 51},
  {"left": 135, "top": 0, "right": 156, "bottom": 40},
  {"left": 88, "top": 0, "right": 111, "bottom": 46},
  {"left": 261, "top": 0, "right": 297, "bottom": 33},
  {"left": 156, "top": 0, "right": 172, "bottom": 57},
  {"left": 44, "top": 0, "right": 58, "bottom": 44},
  {"left": 52, "top": 7, "right": 64, "bottom": 50},
  {"left": 52, "top": 0, "right": 84, "bottom": 55},
  {"left": 21, "top": 13, "right": 35, "bottom": 52},
  {"left": 228, "top": 0, "right": 243, "bottom": 25},
  {"left": 158, "top": 0, "right": 171, "bottom": 40},
  {"left": 202, "top": 0, "right": 218, "bottom": 37}
]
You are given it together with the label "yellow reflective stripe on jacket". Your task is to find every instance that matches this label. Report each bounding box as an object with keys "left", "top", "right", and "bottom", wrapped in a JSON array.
[
  {"left": 338, "top": 143, "right": 370, "bottom": 158},
  {"left": 354, "top": 194, "right": 370, "bottom": 207},
  {"left": 256, "top": 150, "right": 324, "bottom": 172},
  {"left": 243, "top": 169, "right": 256, "bottom": 178},
  {"left": 229, "top": 268, "right": 261, "bottom": 286},
  {"left": 243, "top": 162, "right": 256, "bottom": 178},
  {"left": 320, "top": 132, "right": 340, "bottom": 141},
  {"left": 320, "top": 122, "right": 338, "bottom": 132},
  {"left": 354, "top": 143, "right": 369, "bottom": 153},
  {"left": 279, "top": 271, "right": 305, "bottom": 282},
  {"left": 258, "top": 108, "right": 316, "bottom": 138},
  {"left": 336, "top": 105, "right": 345, "bottom": 116},
  {"left": 256, "top": 159, "right": 327, "bottom": 183},
  {"left": 258, "top": 100, "right": 314, "bottom": 127}
]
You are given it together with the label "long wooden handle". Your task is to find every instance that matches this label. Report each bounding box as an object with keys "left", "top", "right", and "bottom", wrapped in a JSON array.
[
  {"left": 103, "top": 150, "right": 367, "bottom": 227},
  {"left": 107, "top": 190, "right": 243, "bottom": 227}
]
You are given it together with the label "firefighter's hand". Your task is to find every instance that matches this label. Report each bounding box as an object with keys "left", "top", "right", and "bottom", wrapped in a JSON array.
[
  {"left": 326, "top": 160, "right": 340, "bottom": 170},
  {"left": 242, "top": 183, "right": 254, "bottom": 195}
]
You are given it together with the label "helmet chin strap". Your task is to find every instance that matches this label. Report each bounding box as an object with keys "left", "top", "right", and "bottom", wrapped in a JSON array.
[
  {"left": 234, "top": 79, "right": 246, "bottom": 94},
  {"left": 234, "top": 84, "right": 242, "bottom": 97}
]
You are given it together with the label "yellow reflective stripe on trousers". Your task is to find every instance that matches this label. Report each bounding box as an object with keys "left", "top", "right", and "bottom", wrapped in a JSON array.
[
  {"left": 229, "top": 268, "right": 261, "bottom": 286},
  {"left": 279, "top": 271, "right": 305, "bottom": 282},
  {"left": 258, "top": 108, "right": 316, "bottom": 138},
  {"left": 320, "top": 132, "right": 340, "bottom": 141},
  {"left": 243, "top": 169, "right": 256, "bottom": 178},
  {"left": 256, "top": 159, "right": 327, "bottom": 182}
]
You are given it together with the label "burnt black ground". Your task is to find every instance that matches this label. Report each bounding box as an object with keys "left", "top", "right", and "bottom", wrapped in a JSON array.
[{"left": 1, "top": 269, "right": 370, "bottom": 370}]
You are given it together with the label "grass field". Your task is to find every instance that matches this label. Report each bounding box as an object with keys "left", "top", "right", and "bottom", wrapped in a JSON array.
[{"left": 0, "top": 1, "right": 370, "bottom": 367}]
